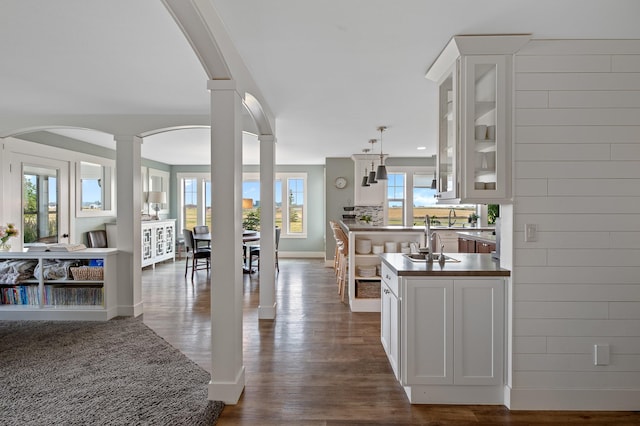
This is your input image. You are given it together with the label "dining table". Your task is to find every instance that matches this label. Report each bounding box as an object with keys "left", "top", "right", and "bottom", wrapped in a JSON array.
[{"left": 192, "top": 229, "right": 260, "bottom": 273}]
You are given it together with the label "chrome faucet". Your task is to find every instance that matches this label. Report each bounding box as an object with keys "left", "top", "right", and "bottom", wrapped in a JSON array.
[
  {"left": 424, "top": 214, "right": 433, "bottom": 262},
  {"left": 448, "top": 208, "right": 456, "bottom": 227}
]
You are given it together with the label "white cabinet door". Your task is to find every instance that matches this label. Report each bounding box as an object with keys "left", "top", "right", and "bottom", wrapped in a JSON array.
[
  {"left": 381, "top": 280, "right": 401, "bottom": 380},
  {"left": 404, "top": 279, "right": 454, "bottom": 385},
  {"left": 453, "top": 279, "right": 504, "bottom": 385}
]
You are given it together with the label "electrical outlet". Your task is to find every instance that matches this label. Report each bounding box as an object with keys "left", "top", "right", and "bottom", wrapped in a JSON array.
[{"left": 524, "top": 224, "right": 537, "bottom": 242}]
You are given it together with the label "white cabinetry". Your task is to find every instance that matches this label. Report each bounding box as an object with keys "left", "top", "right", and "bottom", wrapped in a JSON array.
[
  {"left": 347, "top": 229, "right": 424, "bottom": 312},
  {"left": 352, "top": 155, "right": 385, "bottom": 206},
  {"left": 380, "top": 263, "right": 401, "bottom": 380},
  {"left": 380, "top": 271, "right": 505, "bottom": 404},
  {"left": 141, "top": 219, "right": 176, "bottom": 268},
  {"left": 0, "top": 249, "right": 118, "bottom": 320},
  {"left": 426, "top": 35, "right": 530, "bottom": 203}
]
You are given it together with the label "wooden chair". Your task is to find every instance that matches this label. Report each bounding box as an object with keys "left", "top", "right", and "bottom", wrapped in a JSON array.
[
  {"left": 249, "top": 227, "right": 281, "bottom": 273},
  {"left": 192, "top": 225, "right": 210, "bottom": 249},
  {"left": 183, "top": 229, "right": 211, "bottom": 280},
  {"left": 87, "top": 230, "right": 108, "bottom": 248},
  {"left": 334, "top": 226, "right": 350, "bottom": 302}
]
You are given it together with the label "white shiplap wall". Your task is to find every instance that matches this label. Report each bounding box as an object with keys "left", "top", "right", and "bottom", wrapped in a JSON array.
[{"left": 510, "top": 40, "right": 640, "bottom": 410}]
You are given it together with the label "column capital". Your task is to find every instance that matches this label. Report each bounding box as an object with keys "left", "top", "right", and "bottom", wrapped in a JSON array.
[
  {"left": 258, "top": 134, "right": 276, "bottom": 144},
  {"left": 207, "top": 79, "right": 237, "bottom": 91}
]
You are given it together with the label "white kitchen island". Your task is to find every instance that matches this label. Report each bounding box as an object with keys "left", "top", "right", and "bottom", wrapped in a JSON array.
[
  {"left": 339, "top": 221, "right": 425, "bottom": 312},
  {"left": 379, "top": 252, "right": 510, "bottom": 404}
]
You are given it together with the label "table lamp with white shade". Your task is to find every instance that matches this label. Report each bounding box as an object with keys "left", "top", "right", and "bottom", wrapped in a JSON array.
[{"left": 147, "top": 191, "right": 167, "bottom": 220}]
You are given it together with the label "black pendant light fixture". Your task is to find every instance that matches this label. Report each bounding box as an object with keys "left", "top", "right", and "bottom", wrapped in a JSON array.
[
  {"left": 367, "top": 139, "right": 378, "bottom": 184},
  {"left": 430, "top": 170, "right": 437, "bottom": 189},
  {"left": 375, "top": 126, "right": 388, "bottom": 180},
  {"left": 360, "top": 148, "right": 371, "bottom": 187}
]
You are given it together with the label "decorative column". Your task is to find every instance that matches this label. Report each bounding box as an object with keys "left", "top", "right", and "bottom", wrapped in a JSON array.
[
  {"left": 114, "top": 135, "right": 143, "bottom": 317},
  {"left": 207, "top": 79, "right": 245, "bottom": 404},
  {"left": 258, "top": 134, "right": 276, "bottom": 319}
]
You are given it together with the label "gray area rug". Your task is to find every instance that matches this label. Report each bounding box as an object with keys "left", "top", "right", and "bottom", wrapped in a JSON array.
[{"left": 0, "top": 317, "right": 223, "bottom": 425}]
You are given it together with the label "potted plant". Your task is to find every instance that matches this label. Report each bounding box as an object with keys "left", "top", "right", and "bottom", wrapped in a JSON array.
[{"left": 468, "top": 213, "right": 479, "bottom": 226}]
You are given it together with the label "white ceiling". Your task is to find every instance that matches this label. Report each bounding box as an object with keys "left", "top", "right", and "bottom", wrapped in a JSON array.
[{"left": 2, "top": 0, "right": 640, "bottom": 165}]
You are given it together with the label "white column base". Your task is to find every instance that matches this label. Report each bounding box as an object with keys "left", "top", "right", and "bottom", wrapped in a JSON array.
[
  {"left": 258, "top": 302, "right": 277, "bottom": 320},
  {"left": 117, "top": 301, "right": 143, "bottom": 318},
  {"left": 506, "top": 386, "right": 640, "bottom": 410},
  {"left": 208, "top": 367, "right": 245, "bottom": 405}
]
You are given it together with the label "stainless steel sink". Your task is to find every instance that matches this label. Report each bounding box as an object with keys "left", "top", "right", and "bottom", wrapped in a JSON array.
[{"left": 403, "top": 253, "right": 460, "bottom": 263}]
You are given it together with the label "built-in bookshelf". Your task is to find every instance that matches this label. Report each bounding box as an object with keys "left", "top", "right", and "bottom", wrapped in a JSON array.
[{"left": 0, "top": 248, "right": 118, "bottom": 320}]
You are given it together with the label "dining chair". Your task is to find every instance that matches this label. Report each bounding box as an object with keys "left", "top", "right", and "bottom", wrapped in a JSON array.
[
  {"left": 192, "top": 225, "right": 210, "bottom": 249},
  {"left": 183, "top": 229, "right": 211, "bottom": 280},
  {"left": 86, "top": 230, "right": 108, "bottom": 248},
  {"left": 249, "top": 226, "right": 280, "bottom": 273}
]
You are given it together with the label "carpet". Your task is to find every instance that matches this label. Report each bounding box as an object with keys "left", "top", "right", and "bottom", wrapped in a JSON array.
[{"left": 0, "top": 317, "right": 223, "bottom": 426}]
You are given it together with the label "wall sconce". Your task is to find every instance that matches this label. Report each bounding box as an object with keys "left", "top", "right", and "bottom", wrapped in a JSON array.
[{"left": 147, "top": 191, "right": 167, "bottom": 220}]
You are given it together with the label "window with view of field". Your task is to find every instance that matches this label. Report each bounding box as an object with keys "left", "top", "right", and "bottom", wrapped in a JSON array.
[
  {"left": 242, "top": 172, "right": 307, "bottom": 237},
  {"left": 386, "top": 169, "right": 476, "bottom": 226},
  {"left": 179, "top": 174, "right": 211, "bottom": 232}
]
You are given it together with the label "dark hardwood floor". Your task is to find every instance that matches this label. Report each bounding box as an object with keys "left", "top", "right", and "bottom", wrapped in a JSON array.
[{"left": 141, "top": 258, "right": 640, "bottom": 425}]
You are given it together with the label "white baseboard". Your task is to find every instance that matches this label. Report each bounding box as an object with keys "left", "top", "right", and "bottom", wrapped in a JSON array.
[
  {"left": 258, "top": 302, "right": 276, "bottom": 319},
  {"left": 279, "top": 251, "right": 324, "bottom": 258},
  {"left": 506, "top": 387, "right": 640, "bottom": 410}
]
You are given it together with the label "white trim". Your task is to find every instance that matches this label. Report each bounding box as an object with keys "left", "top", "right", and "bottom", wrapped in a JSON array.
[
  {"left": 208, "top": 367, "right": 246, "bottom": 405},
  {"left": 278, "top": 251, "right": 324, "bottom": 259},
  {"left": 507, "top": 387, "right": 640, "bottom": 411}
]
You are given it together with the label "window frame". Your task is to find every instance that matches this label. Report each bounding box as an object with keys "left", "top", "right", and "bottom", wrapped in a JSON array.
[
  {"left": 177, "top": 172, "right": 210, "bottom": 232},
  {"left": 243, "top": 172, "right": 308, "bottom": 239}
]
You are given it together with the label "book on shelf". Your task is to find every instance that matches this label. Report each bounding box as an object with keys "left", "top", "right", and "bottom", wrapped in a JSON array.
[{"left": 28, "top": 243, "right": 87, "bottom": 252}]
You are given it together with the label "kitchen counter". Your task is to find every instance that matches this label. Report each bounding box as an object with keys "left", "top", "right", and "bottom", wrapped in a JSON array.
[
  {"left": 379, "top": 252, "right": 510, "bottom": 277},
  {"left": 340, "top": 220, "right": 494, "bottom": 233},
  {"left": 456, "top": 230, "right": 496, "bottom": 243}
]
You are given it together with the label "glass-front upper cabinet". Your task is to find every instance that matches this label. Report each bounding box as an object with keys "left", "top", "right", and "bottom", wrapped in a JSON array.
[
  {"left": 426, "top": 35, "right": 530, "bottom": 204},
  {"left": 436, "top": 61, "right": 458, "bottom": 201}
]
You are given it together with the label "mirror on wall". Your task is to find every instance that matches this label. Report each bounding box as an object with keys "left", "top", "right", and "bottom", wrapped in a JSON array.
[
  {"left": 76, "top": 161, "right": 115, "bottom": 217},
  {"left": 146, "top": 168, "right": 169, "bottom": 217}
]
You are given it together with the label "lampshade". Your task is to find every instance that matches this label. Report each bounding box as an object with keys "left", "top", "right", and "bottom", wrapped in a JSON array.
[
  {"left": 375, "top": 126, "right": 388, "bottom": 180},
  {"left": 242, "top": 198, "right": 254, "bottom": 209},
  {"left": 361, "top": 175, "right": 370, "bottom": 187},
  {"left": 430, "top": 170, "right": 437, "bottom": 189},
  {"left": 147, "top": 191, "right": 166, "bottom": 204},
  {"left": 367, "top": 140, "right": 378, "bottom": 184}
]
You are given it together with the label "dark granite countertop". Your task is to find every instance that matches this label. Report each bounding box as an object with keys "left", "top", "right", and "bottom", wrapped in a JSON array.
[
  {"left": 380, "top": 252, "right": 510, "bottom": 277},
  {"left": 456, "top": 231, "right": 497, "bottom": 243},
  {"left": 340, "top": 220, "right": 495, "bottom": 233}
]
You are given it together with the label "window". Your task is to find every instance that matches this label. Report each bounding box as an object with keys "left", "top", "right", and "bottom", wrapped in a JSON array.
[
  {"left": 243, "top": 172, "right": 307, "bottom": 238},
  {"left": 387, "top": 173, "right": 405, "bottom": 226},
  {"left": 387, "top": 167, "right": 477, "bottom": 226},
  {"left": 177, "top": 173, "right": 211, "bottom": 231}
]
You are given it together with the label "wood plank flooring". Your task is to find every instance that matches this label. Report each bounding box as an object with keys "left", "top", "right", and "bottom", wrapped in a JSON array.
[{"left": 141, "top": 258, "right": 640, "bottom": 425}]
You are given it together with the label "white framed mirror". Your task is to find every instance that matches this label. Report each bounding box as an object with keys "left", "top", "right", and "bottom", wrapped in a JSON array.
[{"left": 76, "top": 160, "right": 116, "bottom": 217}]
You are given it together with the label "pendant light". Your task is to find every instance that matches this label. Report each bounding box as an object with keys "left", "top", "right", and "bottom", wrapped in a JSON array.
[
  {"left": 375, "top": 126, "right": 388, "bottom": 180},
  {"left": 430, "top": 170, "right": 437, "bottom": 189},
  {"left": 360, "top": 148, "right": 371, "bottom": 187},
  {"left": 367, "top": 139, "right": 378, "bottom": 184}
]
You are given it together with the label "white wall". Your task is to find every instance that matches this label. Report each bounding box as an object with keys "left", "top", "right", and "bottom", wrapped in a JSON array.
[{"left": 509, "top": 40, "right": 640, "bottom": 410}]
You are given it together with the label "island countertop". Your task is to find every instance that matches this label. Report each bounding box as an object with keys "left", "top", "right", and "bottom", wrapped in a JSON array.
[
  {"left": 380, "top": 252, "right": 510, "bottom": 277},
  {"left": 339, "top": 220, "right": 495, "bottom": 233}
]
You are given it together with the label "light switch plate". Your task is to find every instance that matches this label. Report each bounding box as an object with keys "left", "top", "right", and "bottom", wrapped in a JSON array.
[
  {"left": 524, "top": 224, "right": 537, "bottom": 242},
  {"left": 594, "top": 344, "right": 610, "bottom": 365}
]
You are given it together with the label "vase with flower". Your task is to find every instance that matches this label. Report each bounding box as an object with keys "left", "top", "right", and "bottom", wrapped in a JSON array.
[{"left": 0, "top": 223, "right": 19, "bottom": 252}]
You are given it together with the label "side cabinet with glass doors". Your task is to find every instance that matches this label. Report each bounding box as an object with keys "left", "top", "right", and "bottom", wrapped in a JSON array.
[{"left": 426, "top": 35, "right": 530, "bottom": 204}]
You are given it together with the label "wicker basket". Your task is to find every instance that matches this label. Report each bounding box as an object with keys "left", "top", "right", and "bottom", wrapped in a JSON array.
[{"left": 70, "top": 266, "right": 104, "bottom": 281}]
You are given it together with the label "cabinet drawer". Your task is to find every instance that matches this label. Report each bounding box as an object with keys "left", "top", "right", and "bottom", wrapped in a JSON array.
[{"left": 380, "top": 263, "right": 398, "bottom": 296}]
